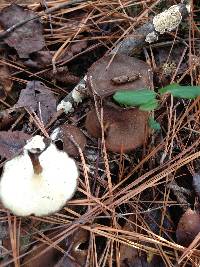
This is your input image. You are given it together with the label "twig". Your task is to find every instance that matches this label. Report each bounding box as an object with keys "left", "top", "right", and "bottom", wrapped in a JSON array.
[{"left": 111, "top": 3, "right": 189, "bottom": 55}]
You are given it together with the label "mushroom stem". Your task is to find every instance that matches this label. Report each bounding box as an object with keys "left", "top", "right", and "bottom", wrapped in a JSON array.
[{"left": 28, "top": 152, "right": 43, "bottom": 175}]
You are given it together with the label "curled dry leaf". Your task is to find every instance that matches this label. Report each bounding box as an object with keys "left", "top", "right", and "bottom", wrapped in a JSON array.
[
  {"left": 0, "top": 4, "right": 45, "bottom": 58},
  {"left": 65, "top": 229, "right": 89, "bottom": 267},
  {"left": 176, "top": 208, "right": 200, "bottom": 246},
  {"left": 0, "top": 64, "right": 13, "bottom": 98},
  {"left": 22, "top": 229, "right": 64, "bottom": 267},
  {"left": 23, "top": 50, "right": 53, "bottom": 69},
  {"left": 22, "top": 244, "right": 62, "bottom": 267},
  {"left": 54, "top": 255, "right": 81, "bottom": 267},
  {"left": 119, "top": 213, "right": 165, "bottom": 267},
  {"left": 42, "top": 66, "right": 80, "bottom": 84},
  {"left": 87, "top": 54, "right": 153, "bottom": 98},
  {"left": 23, "top": 40, "right": 87, "bottom": 70},
  {"left": 51, "top": 124, "right": 87, "bottom": 157},
  {"left": 1, "top": 0, "right": 40, "bottom": 3},
  {"left": 0, "top": 113, "right": 15, "bottom": 130},
  {"left": 85, "top": 103, "right": 148, "bottom": 153},
  {"left": 0, "top": 131, "right": 30, "bottom": 159},
  {"left": 14, "top": 80, "right": 57, "bottom": 125}
]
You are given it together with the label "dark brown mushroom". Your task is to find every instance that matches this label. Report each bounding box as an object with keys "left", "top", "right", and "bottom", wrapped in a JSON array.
[
  {"left": 85, "top": 54, "right": 153, "bottom": 152},
  {"left": 176, "top": 209, "right": 200, "bottom": 247},
  {"left": 85, "top": 104, "right": 148, "bottom": 153},
  {"left": 51, "top": 124, "right": 87, "bottom": 157},
  {"left": 87, "top": 54, "right": 153, "bottom": 98}
]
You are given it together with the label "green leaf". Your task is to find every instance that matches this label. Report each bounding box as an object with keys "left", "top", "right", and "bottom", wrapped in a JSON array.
[
  {"left": 139, "top": 99, "right": 159, "bottom": 111},
  {"left": 159, "top": 83, "right": 200, "bottom": 99},
  {"left": 148, "top": 117, "right": 161, "bottom": 131},
  {"left": 113, "top": 89, "right": 157, "bottom": 107}
]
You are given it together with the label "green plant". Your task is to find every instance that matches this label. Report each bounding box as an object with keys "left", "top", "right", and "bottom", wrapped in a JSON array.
[{"left": 113, "top": 83, "right": 200, "bottom": 130}]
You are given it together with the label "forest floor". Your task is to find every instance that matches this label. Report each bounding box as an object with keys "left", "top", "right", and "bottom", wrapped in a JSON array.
[{"left": 0, "top": 0, "right": 200, "bottom": 266}]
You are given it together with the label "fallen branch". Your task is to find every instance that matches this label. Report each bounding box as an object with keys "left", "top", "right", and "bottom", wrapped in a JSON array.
[{"left": 57, "top": 2, "right": 190, "bottom": 114}]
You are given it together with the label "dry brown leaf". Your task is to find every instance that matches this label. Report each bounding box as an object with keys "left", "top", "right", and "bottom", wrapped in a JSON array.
[
  {"left": 0, "top": 4, "right": 45, "bottom": 58},
  {"left": 66, "top": 229, "right": 89, "bottom": 266},
  {"left": 22, "top": 243, "right": 62, "bottom": 267},
  {"left": 0, "top": 130, "right": 30, "bottom": 158},
  {"left": 0, "top": 63, "right": 13, "bottom": 97},
  {"left": 0, "top": 113, "right": 15, "bottom": 130},
  {"left": 42, "top": 66, "right": 80, "bottom": 84},
  {"left": 14, "top": 80, "right": 57, "bottom": 125}
]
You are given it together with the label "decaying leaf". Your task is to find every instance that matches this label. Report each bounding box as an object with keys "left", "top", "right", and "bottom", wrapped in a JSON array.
[
  {"left": 42, "top": 66, "right": 80, "bottom": 84},
  {"left": 14, "top": 80, "right": 57, "bottom": 125},
  {"left": 23, "top": 40, "right": 87, "bottom": 70},
  {"left": 54, "top": 256, "right": 81, "bottom": 267},
  {"left": 0, "top": 4, "right": 45, "bottom": 58},
  {"left": 119, "top": 207, "right": 171, "bottom": 267},
  {"left": 23, "top": 50, "right": 53, "bottom": 69},
  {"left": 0, "top": 131, "right": 30, "bottom": 159},
  {"left": 22, "top": 243, "right": 62, "bottom": 267},
  {"left": 0, "top": 63, "right": 13, "bottom": 98},
  {"left": 0, "top": 113, "right": 15, "bottom": 130},
  {"left": 65, "top": 229, "right": 89, "bottom": 266}
]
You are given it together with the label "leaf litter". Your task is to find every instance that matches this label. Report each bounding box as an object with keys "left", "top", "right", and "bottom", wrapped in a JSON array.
[
  {"left": 0, "top": 4, "right": 45, "bottom": 58},
  {"left": 14, "top": 80, "right": 57, "bottom": 125}
]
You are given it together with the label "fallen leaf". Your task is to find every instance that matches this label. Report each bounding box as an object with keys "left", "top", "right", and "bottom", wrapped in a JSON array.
[
  {"left": 14, "top": 80, "right": 57, "bottom": 125},
  {"left": 0, "top": 63, "right": 13, "bottom": 97},
  {"left": 0, "top": 113, "right": 15, "bottom": 130},
  {"left": 42, "top": 66, "right": 80, "bottom": 84},
  {"left": 66, "top": 229, "right": 89, "bottom": 266},
  {"left": 54, "top": 255, "right": 81, "bottom": 267},
  {"left": 0, "top": 4, "right": 45, "bottom": 58},
  {"left": 119, "top": 206, "right": 171, "bottom": 267},
  {"left": 23, "top": 50, "right": 53, "bottom": 69},
  {"left": 22, "top": 244, "right": 62, "bottom": 267},
  {"left": 0, "top": 131, "right": 30, "bottom": 159}
]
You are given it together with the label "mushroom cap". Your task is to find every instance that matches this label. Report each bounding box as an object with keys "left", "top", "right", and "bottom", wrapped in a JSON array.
[
  {"left": 87, "top": 54, "right": 153, "bottom": 98},
  {"left": 85, "top": 104, "right": 148, "bottom": 153},
  {"left": 176, "top": 209, "right": 200, "bottom": 247},
  {"left": 51, "top": 124, "right": 86, "bottom": 157},
  {"left": 0, "top": 135, "right": 78, "bottom": 216}
]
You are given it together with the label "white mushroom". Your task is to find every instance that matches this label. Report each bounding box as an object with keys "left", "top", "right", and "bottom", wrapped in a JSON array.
[{"left": 0, "top": 135, "right": 79, "bottom": 216}]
